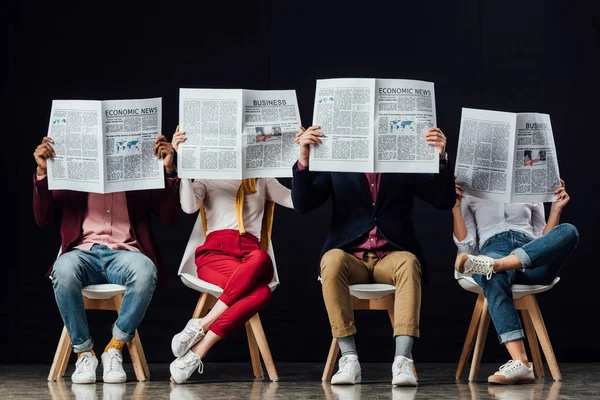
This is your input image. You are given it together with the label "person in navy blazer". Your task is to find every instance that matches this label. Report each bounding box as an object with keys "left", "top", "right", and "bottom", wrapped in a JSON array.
[{"left": 292, "top": 125, "right": 455, "bottom": 387}]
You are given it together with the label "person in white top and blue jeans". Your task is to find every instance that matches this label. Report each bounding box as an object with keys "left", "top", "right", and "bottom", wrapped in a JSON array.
[{"left": 452, "top": 179, "right": 578, "bottom": 385}]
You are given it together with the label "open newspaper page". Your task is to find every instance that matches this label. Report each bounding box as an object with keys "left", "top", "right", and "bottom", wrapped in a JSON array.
[
  {"left": 309, "top": 78, "right": 375, "bottom": 172},
  {"left": 511, "top": 113, "right": 560, "bottom": 203},
  {"left": 47, "top": 100, "right": 105, "bottom": 193},
  {"left": 242, "top": 90, "right": 301, "bottom": 178},
  {"left": 178, "top": 89, "right": 243, "bottom": 179},
  {"left": 103, "top": 98, "right": 164, "bottom": 193},
  {"left": 375, "top": 79, "right": 438, "bottom": 173},
  {"left": 455, "top": 108, "right": 516, "bottom": 202}
]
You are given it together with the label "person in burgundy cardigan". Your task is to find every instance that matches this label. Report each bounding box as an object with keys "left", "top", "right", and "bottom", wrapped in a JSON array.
[
  {"left": 33, "top": 135, "right": 180, "bottom": 384},
  {"left": 292, "top": 125, "right": 455, "bottom": 387}
]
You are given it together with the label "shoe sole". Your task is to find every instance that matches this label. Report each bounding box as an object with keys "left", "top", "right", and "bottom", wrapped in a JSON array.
[
  {"left": 392, "top": 382, "right": 418, "bottom": 387},
  {"left": 455, "top": 253, "right": 469, "bottom": 273},
  {"left": 488, "top": 376, "right": 535, "bottom": 385},
  {"left": 71, "top": 377, "right": 96, "bottom": 384},
  {"left": 103, "top": 376, "right": 126, "bottom": 383},
  {"left": 331, "top": 377, "right": 361, "bottom": 385}
]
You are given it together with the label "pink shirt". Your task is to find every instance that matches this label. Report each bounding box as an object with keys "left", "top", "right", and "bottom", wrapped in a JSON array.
[
  {"left": 36, "top": 174, "right": 140, "bottom": 251},
  {"left": 296, "top": 162, "right": 390, "bottom": 260},
  {"left": 75, "top": 192, "right": 140, "bottom": 251}
]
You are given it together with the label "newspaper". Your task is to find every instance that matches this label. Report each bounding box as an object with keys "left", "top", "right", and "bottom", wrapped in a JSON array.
[
  {"left": 178, "top": 89, "right": 301, "bottom": 179},
  {"left": 309, "top": 78, "right": 438, "bottom": 173},
  {"left": 455, "top": 108, "right": 560, "bottom": 203},
  {"left": 46, "top": 98, "right": 164, "bottom": 194}
]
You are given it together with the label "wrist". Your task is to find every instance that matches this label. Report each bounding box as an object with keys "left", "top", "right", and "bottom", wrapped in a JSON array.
[
  {"left": 164, "top": 163, "right": 176, "bottom": 172},
  {"left": 452, "top": 206, "right": 462, "bottom": 215},
  {"left": 298, "top": 157, "right": 309, "bottom": 168},
  {"left": 37, "top": 166, "right": 47, "bottom": 176}
]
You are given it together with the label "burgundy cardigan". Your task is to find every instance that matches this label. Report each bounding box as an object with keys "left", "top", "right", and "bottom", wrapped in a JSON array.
[{"left": 33, "top": 174, "right": 180, "bottom": 285}]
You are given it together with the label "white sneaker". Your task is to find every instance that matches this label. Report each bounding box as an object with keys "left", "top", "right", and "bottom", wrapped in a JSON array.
[
  {"left": 101, "top": 349, "right": 127, "bottom": 383},
  {"left": 170, "top": 350, "right": 204, "bottom": 384},
  {"left": 72, "top": 352, "right": 98, "bottom": 384},
  {"left": 172, "top": 319, "right": 205, "bottom": 357},
  {"left": 392, "top": 356, "right": 417, "bottom": 387},
  {"left": 488, "top": 360, "right": 535, "bottom": 385},
  {"left": 455, "top": 253, "right": 495, "bottom": 279},
  {"left": 331, "top": 354, "right": 361, "bottom": 385}
]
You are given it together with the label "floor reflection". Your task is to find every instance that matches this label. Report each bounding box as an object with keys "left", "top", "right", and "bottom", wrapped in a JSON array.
[{"left": 455, "top": 380, "right": 562, "bottom": 400}]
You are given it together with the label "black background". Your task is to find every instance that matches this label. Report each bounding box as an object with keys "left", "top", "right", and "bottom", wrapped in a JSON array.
[{"left": 3, "top": 0, "right": 599, "bottom": 366}]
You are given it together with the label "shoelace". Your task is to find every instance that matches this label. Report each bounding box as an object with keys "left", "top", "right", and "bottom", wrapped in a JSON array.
[
  {"left": 106, "top": 353, "right": 122, "bottom": 373},
  {"left": 180, "top": 324, "right": 202, "bottom": 345},
  {"left": 339, "top": 357, "right": 358, "bottom": 373},
  {"left": 179, "top": 354, "right": 203, "bottom": 374},
  {"left": 394, "top": 359, "right": 411, "bottom": 376},
  {"left": 467, "top": 257, "right": 495, "bottom": 280},
  {"left": 76, "top": 355, "right": 94, "bottom": 373},
  {"left": 498, "top": 360, "right": 518, "bottom": 373}
]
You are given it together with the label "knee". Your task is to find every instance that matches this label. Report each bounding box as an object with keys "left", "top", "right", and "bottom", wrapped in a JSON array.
[
  {"left": 391, "top": 253, "right": 422, "bottom": 278},
  {"left": 558, "top": 223, "right": 579, "bottom": 249},
  {"left": 320, "top": 249, "right": 348, "bottom": 278},
  {"left": 247, "top": 249, "right": 272, "bottom": 272},
  {"left": 51, "top": 252, "right": 83, "bottom": 287},
  {"left": 129, "top": 261, "right": 157, "bottom": 289},
  {"left": 476, "top": 271, "right": 510, "bottom": 290}
]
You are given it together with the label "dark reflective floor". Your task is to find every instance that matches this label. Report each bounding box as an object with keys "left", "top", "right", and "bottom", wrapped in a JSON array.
[{"left": 1, "top": 363, "right": 599, "bottom": 399}]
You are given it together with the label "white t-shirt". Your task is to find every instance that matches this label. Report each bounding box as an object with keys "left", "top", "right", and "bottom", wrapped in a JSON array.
[
  {"left": 454, "top": 195, "right": 546, "bottom": 254},
  {"left": 180, "top": 178, "right": 293, "bottom": 240}
]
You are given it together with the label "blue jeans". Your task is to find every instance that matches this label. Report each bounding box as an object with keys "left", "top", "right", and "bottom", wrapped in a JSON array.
[
  {"left": 473, "top": 223, "right": 579, "bottom": 344},
  {"left": 50, "top": 245, "right": 157, "bottom": 352}
]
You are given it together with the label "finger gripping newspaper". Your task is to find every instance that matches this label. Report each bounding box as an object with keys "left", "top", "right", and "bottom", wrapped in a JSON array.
[
  {"left": 47, "top": 98, "right": 164, "bottom": 193},
  {"left": 178, "top": 88, "right": 301, "bottom": 179},
  {"left": 309, "top": 78, "right": 438, "bottom": 173},
  {"left": 455, "top": 108, "right": 560, "bottom": 203}
]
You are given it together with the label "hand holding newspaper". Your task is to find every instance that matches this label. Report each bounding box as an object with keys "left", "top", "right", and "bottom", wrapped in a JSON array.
[
  {"left": 177, "top": 88, "right": 301, "bottom": 179},
  {"left": 308, "top": 78, "right": 439, "bottom": 173},
  {"left": 46, "top": 98, "right": 164, "bottom": 194},
  {"left": 455, "top": 108, "right": 561, "bottom": 203}
]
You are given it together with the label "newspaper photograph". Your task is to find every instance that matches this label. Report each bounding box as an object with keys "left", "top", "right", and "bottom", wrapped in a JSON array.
[
  {"left": 178, "top": 89, "right": 243, "bottom": 180},
  {"left": 178, "top": 88, "right": 300, "bottom": 179},
  {"left": 242, "top": 90, "right": 301, "bottom": 178},
  {"left": 375, "top": 79, "right": 438, "bottom": 173},
  {"left": 46, "top": 97, "right": 164, "bottom": 194},
  {"left": 512, "top": 113, "right": 561, "bottom": 203},
  {"left": 455, "top": 108, "right": 560, "bottom": 203},
  {"left": 309, "top": 78, "right": 375, "bottom": 173}
]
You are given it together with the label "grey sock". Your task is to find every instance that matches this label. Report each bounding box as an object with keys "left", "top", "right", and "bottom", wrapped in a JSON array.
[
  {"left": 394, "top": 335, "right": 415, "bottom": 359},
  {"left": 338, "top": 335, "right": 358, "bottom": 357}
]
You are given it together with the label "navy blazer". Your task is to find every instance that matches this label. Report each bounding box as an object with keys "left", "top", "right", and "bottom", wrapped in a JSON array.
[{"left": 291, "top": 162, "right": 456, "bottom": 282}]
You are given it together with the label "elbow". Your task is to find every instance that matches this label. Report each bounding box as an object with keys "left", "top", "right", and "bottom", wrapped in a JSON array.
[{"left": 181, "top": 203, "right": 198, "bottom": 215}]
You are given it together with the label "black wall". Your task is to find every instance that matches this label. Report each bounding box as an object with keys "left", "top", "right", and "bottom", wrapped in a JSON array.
[{"left": 4, "top": 0, "right": 599, "bottom": 365}]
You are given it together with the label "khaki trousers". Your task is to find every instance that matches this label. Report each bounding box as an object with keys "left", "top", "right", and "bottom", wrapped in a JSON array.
[{"left": 320, "top": 249, "right": 422, "bottom": 338}]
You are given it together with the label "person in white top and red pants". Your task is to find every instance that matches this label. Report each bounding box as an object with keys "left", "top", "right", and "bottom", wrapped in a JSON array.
[
  {"left": 168, "top": 127, "right": 294, "bottom": 384},
  {"left": 452, "top": 180, "right": 579, "bottom": 384}
]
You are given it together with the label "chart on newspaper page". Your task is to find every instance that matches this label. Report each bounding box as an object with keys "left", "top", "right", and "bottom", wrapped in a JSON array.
[
  {"left": 47, "top": 100, "right": 105, "bottom": 193},
  {"left": 242, "top": 90, "right": 301, "bottom": 178},
  {"left": 455, "top": 108, "right": 516, "bottom": 203},
  {"left": 103, "top": 98, "right": 164, "bottom": 193},
  {"left": 309, "top": 78, "right": 375, "bottom": 173},
  {"left": 178, "top": 89, "right": 243, "bottom": 179},
  {"left": 511, "top": 113, "right": 560, "bottom": 203},
  {"left": 375, "top": 79, "right": 438, "bottom": 173}
]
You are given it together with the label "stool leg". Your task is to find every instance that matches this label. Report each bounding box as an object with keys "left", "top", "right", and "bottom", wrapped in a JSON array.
[
  {"left": 456, "top": 294, "right": 484, "bottom": 379},
  {"left": 322, "top": 338, "right": 340, "bottom": 381},
  {"left": 469, "top": 297, "right": 490, "bottom": 382}
]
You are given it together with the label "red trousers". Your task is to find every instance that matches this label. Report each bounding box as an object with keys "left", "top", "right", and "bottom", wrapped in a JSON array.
[{"left": 195, "top": 229, "right": 273, "bottom": 338}]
